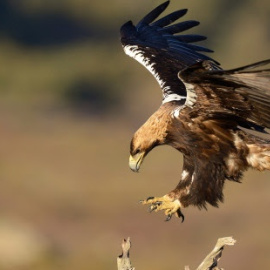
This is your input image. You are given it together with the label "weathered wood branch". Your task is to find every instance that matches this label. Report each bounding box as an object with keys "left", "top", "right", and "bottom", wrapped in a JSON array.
[
  {"left": 117, "top": 237, "right": 236, "bottom": 270},
  {"left": 117, "top": 237, "right": 135, "bottom": 270},
  {"left": 194, "top": 237, "right": 236, "bottom": 270}
]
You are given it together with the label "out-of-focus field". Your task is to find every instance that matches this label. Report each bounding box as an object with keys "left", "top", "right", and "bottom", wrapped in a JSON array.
[{"left": 0, "top": 0, "right": 270, "bottom": 269}]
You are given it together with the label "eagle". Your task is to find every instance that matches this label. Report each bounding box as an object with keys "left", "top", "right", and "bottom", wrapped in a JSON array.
[{"left": 120, "top": 1, "right": 270, "bottom": 221}]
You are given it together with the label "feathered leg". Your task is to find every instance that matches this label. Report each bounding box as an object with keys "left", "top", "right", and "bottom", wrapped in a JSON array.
[
  {"left": 140, "top": 155, "right": 194, "bottom": 222},
  {"left": 246, "top": 141, "right": 270, "bottom": 171}
]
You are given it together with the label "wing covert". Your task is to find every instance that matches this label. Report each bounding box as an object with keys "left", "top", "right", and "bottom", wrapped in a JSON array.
[{"left": 178, "top": 59, "right": 270, "bottom": 133}]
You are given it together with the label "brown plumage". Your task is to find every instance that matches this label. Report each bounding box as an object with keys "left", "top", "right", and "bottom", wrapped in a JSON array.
[{"left": 122, "top": 1, "right": 270, "bottom": 221}]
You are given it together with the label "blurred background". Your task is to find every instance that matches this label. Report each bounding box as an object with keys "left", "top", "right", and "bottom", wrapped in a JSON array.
[{"left": 0, "top": 0, "right": 269, "bottom": 269}]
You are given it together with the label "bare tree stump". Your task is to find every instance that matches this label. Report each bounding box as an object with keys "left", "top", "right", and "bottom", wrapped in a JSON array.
[{"left": 117, "top": 237, "right": 236, "bottom": 270}]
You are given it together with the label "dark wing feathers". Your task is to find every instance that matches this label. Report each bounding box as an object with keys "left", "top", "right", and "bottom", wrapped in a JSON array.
[
  {"left": 136, "top": 1, "right": 170, "bottom": 30},
  {"left": 121, "top": 0, "right": 214, "bottom": 60},
  {"left": 158, "top": 20, "right": 200, "bottom": 34},
  {"left": 152, "top": 9, "right": 188, "bottom": 27},
  {"left": 180, "top": 60, "right": 270, "bottom": 132},
  {"left": 222, "top": 62, "right": 270, "bottom": 129},
  {"left": 174, "top": 34, "right": 207, "bottom": 43},
  {"left": 120, "top": 1, "right": 216, "bottom": 101},
  {"left": 169, "top": 42, "right": 214, "bottom": 53}
]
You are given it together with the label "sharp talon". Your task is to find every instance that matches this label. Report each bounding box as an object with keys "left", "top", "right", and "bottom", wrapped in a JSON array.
[
  {"left": 149, "top": 205, "right": 157, "bottom": 213},
  {"left": 139, "top": 196, "right": 183, "bottom": 222},
  {"left": 153, "top": 201, "right": 162, "bottom": 206},
  {"left": 165, "top": 214, "right": 172, "bottom": 222},
  {"left": 176, "top": 209, "right": 185, "bottom": 223},
  {"left": 180, "top": 214, "right": 185, "bottom": 223}
]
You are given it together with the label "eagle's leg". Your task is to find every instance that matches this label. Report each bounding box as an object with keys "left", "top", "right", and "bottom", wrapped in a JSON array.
[{"left": 140, "top": 195, "right": 184, "bottom": 222}]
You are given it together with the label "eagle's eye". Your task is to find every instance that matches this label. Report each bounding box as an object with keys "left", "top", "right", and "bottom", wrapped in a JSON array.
[{"left": 134, "top": 148, "right": 141, "bottom": 155}]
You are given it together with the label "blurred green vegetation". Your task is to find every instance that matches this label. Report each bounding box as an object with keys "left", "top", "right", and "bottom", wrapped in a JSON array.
[{"left": 0, "top": 0, "right": 269, "bottom": 269}]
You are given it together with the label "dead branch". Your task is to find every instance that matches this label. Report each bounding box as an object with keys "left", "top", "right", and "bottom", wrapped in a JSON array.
[
  {"left": 195, "top": 237, "right": 236, "bottom": 270},
  {"left": 117, "top": 237, "right": 135, "bottom": 270},
  {"left": 117, "top": 237, "right": 236, "bottom": 270}
]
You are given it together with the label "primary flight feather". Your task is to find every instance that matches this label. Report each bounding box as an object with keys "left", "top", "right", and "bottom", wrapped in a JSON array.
[{"left": 120, "top": 1, "right": 270, "bottom": 221}]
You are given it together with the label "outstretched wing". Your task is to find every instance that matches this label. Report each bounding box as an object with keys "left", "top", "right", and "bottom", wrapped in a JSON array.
[
  {"left": 120, "top": 1, "right": 218, "bottom": 104},
  {"left": 178, "top": 59, "right": 270, "bottom": 133}
]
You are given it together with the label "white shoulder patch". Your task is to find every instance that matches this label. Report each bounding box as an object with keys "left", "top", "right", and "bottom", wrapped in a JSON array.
[
  {"left": 171, "top": 106, "right": 183, "bottom": 118},
  {"left": 181, "top": 170, "right": 189, "bottom": 180},
  {"left": 162, "top": 93, "right": 186, "bottom": 104}
]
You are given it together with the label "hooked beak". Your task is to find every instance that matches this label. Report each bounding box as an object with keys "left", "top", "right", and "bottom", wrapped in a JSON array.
[{"left": 129, "top": 152, "right": 145, "bottom": 172}]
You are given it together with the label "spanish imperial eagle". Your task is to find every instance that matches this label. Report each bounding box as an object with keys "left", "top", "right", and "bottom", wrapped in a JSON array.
[{"left": 120, "top": 1, "right": 270, "bottom": 221}]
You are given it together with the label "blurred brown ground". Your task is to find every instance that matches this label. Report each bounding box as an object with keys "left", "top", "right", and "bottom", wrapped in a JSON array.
[{"left": 0, "top": 0, "right": 269, "bottom": 269}]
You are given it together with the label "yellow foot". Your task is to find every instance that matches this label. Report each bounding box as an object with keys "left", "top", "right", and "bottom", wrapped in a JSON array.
[{"left": 140, "top": 195, "right": 185, "bottom": 222}]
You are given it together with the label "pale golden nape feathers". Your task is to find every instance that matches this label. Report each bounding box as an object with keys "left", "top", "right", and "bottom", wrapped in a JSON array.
[
  {"left": 130, "top": 104, "right": 173, "bottom": 157},
  {"left": 129, "top": 104, "right": 174, "bottom": 172}
]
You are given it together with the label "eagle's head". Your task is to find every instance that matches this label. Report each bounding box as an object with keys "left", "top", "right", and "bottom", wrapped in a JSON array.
[
  {"left": 129, "top": 110, "right": 170, "bottom": 172},
  {"left": 129, "top": 135, "right": 160, "bottom": 173},
  {"left": 129, "top": 132, "right": 159, "bottom": 173}
]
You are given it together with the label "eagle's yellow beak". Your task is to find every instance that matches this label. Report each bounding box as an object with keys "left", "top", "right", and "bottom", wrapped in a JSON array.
[{"left": 129, "top": 152, "right": 145, "bottom": 172}]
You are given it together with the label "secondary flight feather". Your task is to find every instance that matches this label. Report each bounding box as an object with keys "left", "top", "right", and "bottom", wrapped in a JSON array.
[{"left": 120, "top": 1, "right": 270, "bottom": 221}]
